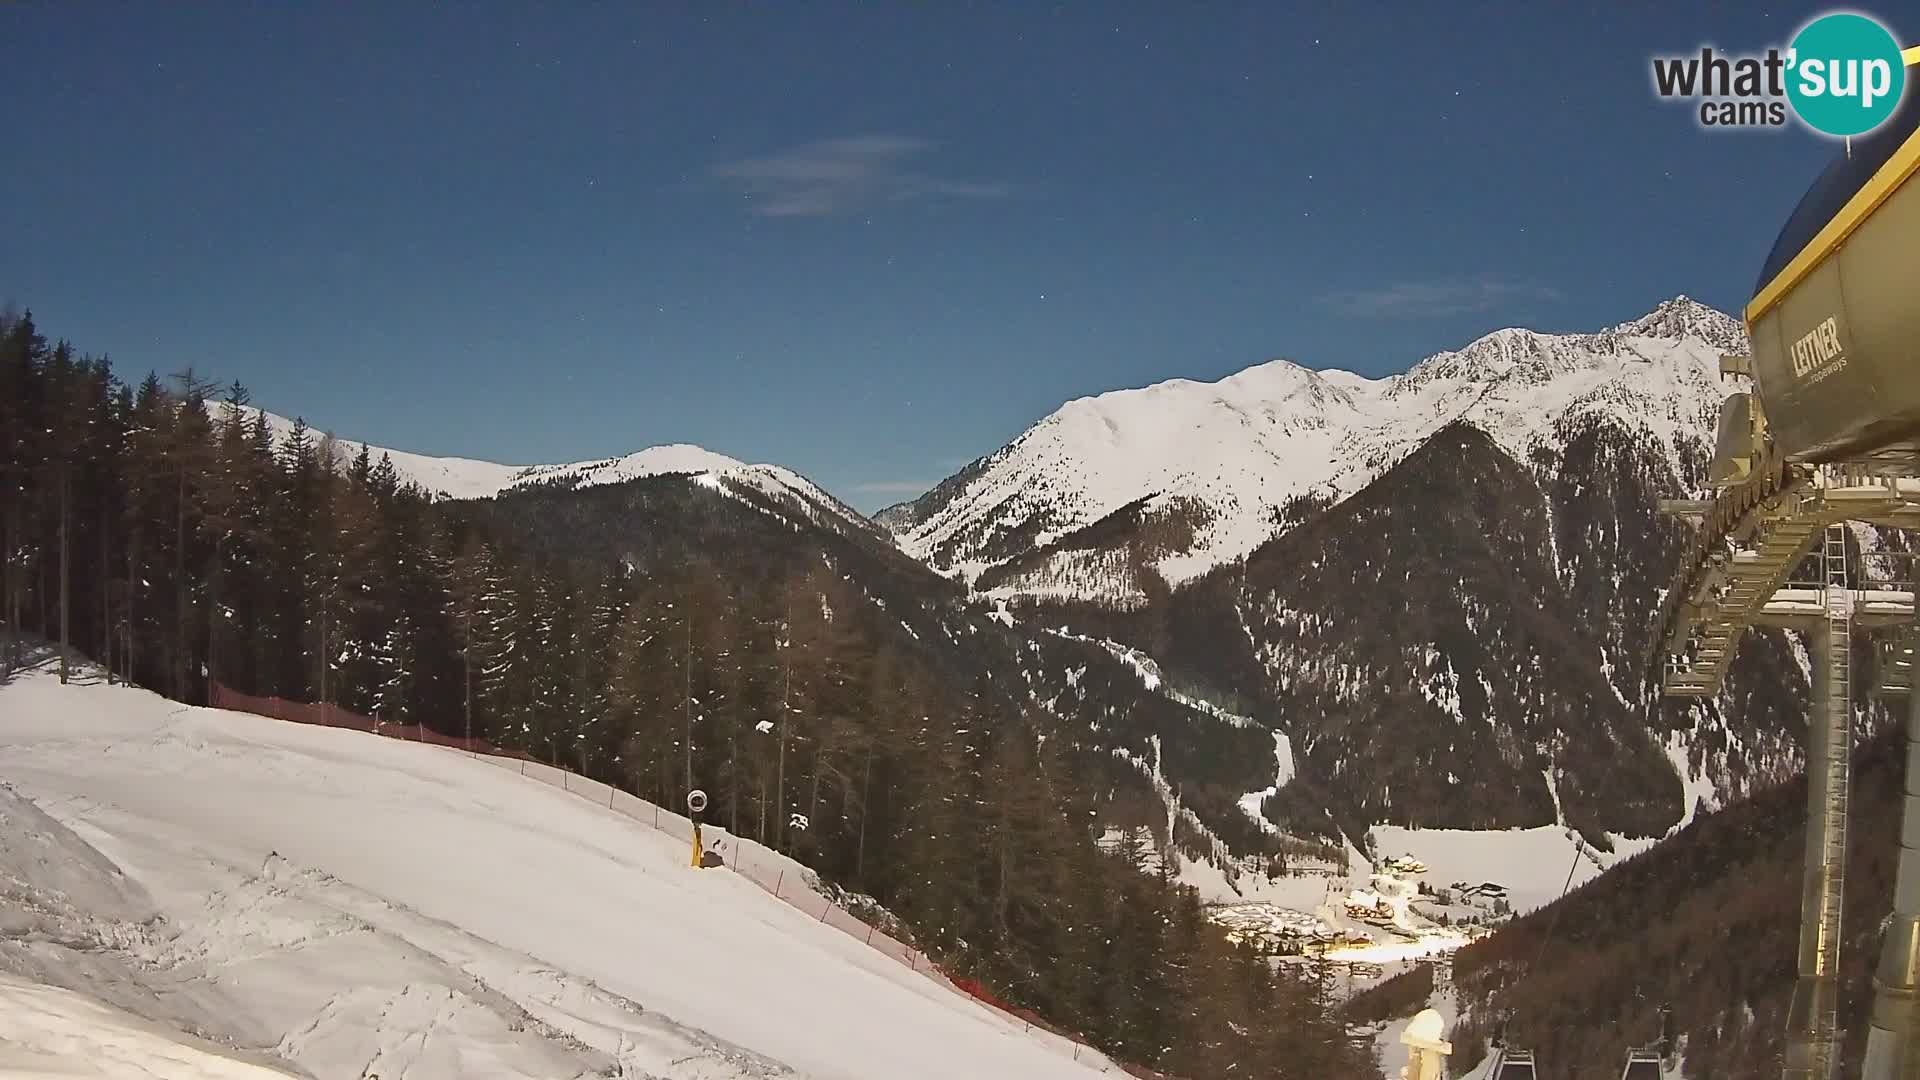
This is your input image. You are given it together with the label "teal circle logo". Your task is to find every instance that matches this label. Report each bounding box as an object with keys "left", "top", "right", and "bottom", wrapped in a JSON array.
[{"left": 1786, "top": 13, "right": 1906, "bottom": 137}]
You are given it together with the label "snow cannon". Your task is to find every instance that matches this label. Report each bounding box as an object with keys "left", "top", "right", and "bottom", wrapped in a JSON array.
[
  {"left": 1744, "top": 51, "right": 1920, "bottom": 464},
  {"left": 687, "top": 789, "right": 708, "bottom": 869}
]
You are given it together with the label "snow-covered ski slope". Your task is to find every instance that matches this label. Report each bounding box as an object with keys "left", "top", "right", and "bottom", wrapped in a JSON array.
[
  {"left": 0, "top": 667, "right": 1114, "bottom": 1080},
  {"left": 0, "top": 973, "right": 306, "bottom": 1079}
]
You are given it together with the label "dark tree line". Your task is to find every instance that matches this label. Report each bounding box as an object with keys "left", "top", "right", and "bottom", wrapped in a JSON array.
[
  {"left": 0, "top": 310, "right": 1377, "bottom": 1078},
  {"left": 1450, "top": 726, "right": 1908, "bottom": 1079}
]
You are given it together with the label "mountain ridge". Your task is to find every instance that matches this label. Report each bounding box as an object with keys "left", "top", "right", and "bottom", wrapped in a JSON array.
[
  {"left": 866, "top": 293, "right": 1832, "bottom": 860},
  {"left": 883, "top": 295, "right": 1743, "bottom": 606},
  {"left": 210, "top": 298, "right": 1792, "bottom": 854},
  {"left": 212, "top": 404, "right": 882, "bottom": 541}
]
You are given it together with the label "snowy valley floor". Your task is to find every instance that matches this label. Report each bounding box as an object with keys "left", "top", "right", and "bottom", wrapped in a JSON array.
[{"left": 0, "top": 666, "right": 1115, "bottom": 1080}]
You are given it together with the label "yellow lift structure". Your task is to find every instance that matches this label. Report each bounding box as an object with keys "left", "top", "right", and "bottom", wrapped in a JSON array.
[{"left": 1653, "top": 51, "right": 1920, "bottom": 1080}]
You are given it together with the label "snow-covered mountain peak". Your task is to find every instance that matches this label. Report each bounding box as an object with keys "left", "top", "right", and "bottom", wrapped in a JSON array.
[
  {"left": 1311, "top": 367, "right": 1377, "bottom": 394},
  {"left": 1387, "top": 326, "right": 1556, "bottom": 396},
  {"left": 889, "top": 298, "right": 1743, "bottom": 603},
  {"left": 1219, "top": 358, "right": 1365, "bottom": 413},
  {"left": 510, "top": 443, "right": 750, "bottom": 488},
  {"left": 1613, "top": 294, "right": 1746, "bottom": 352},
  {"left": 211, "top": 405, "right": 876, "bottom": 539},
  {"left": 505, "top": 443, "right": 751, "bottom": 490},
  {"left": 1389, "top": 296, "right": 1742, "bottom": 398},
  {"left": 1049, "top": 355, "right": 1334, "bottom": 421}
]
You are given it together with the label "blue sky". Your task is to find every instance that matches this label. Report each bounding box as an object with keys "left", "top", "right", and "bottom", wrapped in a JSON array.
[{"left": 0, "top": 4, "right": 1882, "bottom": 510}]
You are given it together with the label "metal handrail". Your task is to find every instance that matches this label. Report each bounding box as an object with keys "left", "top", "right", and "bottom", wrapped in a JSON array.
[{"left": 1646, "top": 453, "right": 1800, "bottom": 692}]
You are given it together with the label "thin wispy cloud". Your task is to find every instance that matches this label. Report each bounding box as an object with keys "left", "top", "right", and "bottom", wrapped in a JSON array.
[
  {"left": 712, "top": 135, "right": 1008, "bottom": 218},
  {"left": 1318, "top": 276, "right": 1564, "bottom": 319}
]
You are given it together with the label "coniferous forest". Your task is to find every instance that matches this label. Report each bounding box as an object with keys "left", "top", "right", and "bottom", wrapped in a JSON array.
[
  {"left": 0, "top": 310, "right": 1379, "bottom": 1079},
  {"left": 1448, "top": 726, "right": 1907, "bottom": 1078}
]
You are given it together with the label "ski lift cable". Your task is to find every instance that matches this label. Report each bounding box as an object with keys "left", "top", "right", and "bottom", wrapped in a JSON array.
[
  {"left": 1482, "top": 843, "right": 1585, "bottom": 1068},
  {"left": 1524, "top": 841, "right": 1584, "bottom": 984}
]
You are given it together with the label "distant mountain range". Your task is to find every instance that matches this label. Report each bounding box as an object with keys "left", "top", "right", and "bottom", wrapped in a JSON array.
[
  {"left": 190, "top": 294, "right": 1889, "bottom": 1079},
  {"left": 879, "top": 296, "right": 1746, "bottom": 608},
  {"left": 216, "top": 405, "right": 883, "bottom": 542},
  {"left": 245, "top": 295, "right": 1829, "bottom": 863},
  {"left": 869, "top": 296, "right": 1831, "bottom": 853}
]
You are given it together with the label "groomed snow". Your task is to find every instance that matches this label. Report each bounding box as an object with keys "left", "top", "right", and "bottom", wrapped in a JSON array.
[
  {"left": 0, "top": 973, "right": 302, "bottom": 1079},
  {"left": 0, "top": 667, "right": 1116, "bottom": 1080}
]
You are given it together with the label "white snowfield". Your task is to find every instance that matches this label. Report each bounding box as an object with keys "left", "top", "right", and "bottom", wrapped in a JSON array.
[
  {"left": 1367, "top": 824, "right": 1660, "bottom": 915},
  {"left": 891, "top": 296, "right": 1742, "bottom": 595},
  {"left": 0, "top": 668, "right": 1115, "bottom": 1080}
]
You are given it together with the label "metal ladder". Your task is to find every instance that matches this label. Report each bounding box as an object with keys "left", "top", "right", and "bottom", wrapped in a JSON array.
[
  {"left": 1820, "top": 520, "right": 1851, "bottom": 952},
  {"left": 1488, "top": 1048, "right": 1536, "bottom": 1079},
  {"left": 1620, "top": 1050, "right": 1665, "bottom": 1079},
  {"left": 1810, "top": 521, "right": 1854, "bottom": 1079}
]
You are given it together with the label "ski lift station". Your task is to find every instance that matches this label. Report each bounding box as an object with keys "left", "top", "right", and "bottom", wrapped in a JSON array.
[
  {"left": 1651, "top": 42, "right": 1920, "bottom": 1080},
  {"left": 1464, "top": 41, "right": 1920, "bottom": 1080}
]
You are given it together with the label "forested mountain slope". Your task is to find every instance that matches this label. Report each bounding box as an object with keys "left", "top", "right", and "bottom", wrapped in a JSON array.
[
  {"left": 1449, "top": 726, "right": 1906, "bottom": 1078},
  {"left": 1005, "top": 413, "right": 1819, "bottom": 848},
  {"left": 0, "top": 310, "right": 1374, "bottom": 1078},
  {"left": 884, "top": 298, "right": 1820, "bottom": 853}
]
